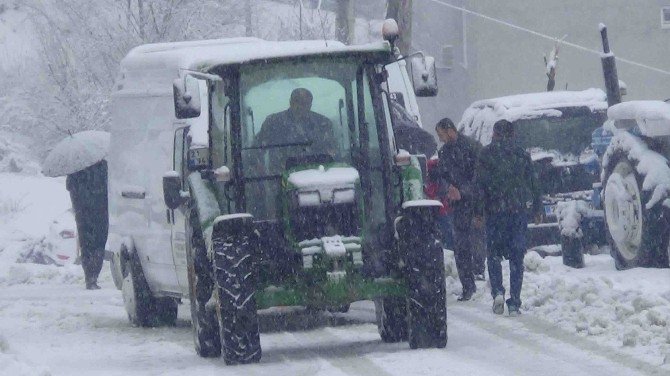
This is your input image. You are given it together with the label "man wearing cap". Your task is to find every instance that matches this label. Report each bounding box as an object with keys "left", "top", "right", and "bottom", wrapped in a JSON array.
[
  {"left": 476, "top": 119, "right": 542, "bottom": 316},
  {"left": 435, "top": 118, "right": 484, "bottom": 301}
]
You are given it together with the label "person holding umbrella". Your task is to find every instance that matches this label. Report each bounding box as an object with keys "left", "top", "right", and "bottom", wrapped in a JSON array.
[{"left": 43, "top": 131, "right": 110, "bottom": 290}]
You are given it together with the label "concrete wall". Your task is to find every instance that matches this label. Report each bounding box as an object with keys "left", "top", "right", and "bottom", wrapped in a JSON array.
[
  {"left": 412, "top": 0, "right": 670, "bottom": 129},
  {"left": 465, "top": 0, "right": 670, "bottom": 101}
]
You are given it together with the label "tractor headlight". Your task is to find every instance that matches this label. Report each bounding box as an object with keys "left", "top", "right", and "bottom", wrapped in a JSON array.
[
  {"left": 297, "top": 191, "right": 321, "bottom": 207},
  {"left": 332, "top": 188, "right": 355, "bottom": 204}
]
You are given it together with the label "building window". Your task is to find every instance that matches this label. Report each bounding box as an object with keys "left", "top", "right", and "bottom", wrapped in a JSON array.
[{"left": 662, "top": 7, "right": 670, "bottom": 29}]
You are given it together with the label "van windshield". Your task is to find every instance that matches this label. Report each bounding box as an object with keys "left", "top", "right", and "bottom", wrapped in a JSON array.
[
  {"left": 515, "top": 110, "right": 606, "bottom": 156},
  {"left": 232, "top": 57, "right": 383, "bottom": 219}
]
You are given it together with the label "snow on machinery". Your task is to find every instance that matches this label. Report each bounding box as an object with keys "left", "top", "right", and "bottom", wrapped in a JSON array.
[
  {"left": 459, "top": 88, "right": 608, "bottom": 268},
  {"left": 594, "top": 25, "right": 670, "bottom": 270},
  {"left": 108, "top": 22, "right": 447, "bottom": 365}
]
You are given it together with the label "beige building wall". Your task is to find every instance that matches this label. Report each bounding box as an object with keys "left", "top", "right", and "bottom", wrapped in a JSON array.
[{"left": 464, "top": 0, "right": 670, "bottom": 102}]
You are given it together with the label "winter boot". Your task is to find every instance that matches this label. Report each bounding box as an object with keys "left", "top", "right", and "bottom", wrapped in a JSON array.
[{"left": 492, "top": 294, "right": 504, "bottom": 315}]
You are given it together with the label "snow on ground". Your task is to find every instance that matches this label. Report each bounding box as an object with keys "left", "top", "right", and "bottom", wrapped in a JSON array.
[
  {"left": 444, "top": 249, "right": 670, "bottom": 370},
  {"left": 1, "top": 173, "right": 669, "bottom": 375}
]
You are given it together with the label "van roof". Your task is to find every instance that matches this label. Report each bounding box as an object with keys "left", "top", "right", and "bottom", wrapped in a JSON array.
[
  {"left": 459, "top": 89, "right": 608, "bottom": 146},
  {"left": 120, "top": 37, "right": 392, "bottom": 73},
  {"left": 466, "top": 89, "right": 608, "bottom": 113}
]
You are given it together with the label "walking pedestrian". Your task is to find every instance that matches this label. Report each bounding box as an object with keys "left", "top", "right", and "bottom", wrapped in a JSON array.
[
  {"left": 66, "top": 160, "right": 109, "bottom": 290},
  {"left": 435, "top": 118, "right": 484, "bottom": 301},
  {"left": 475, "top": 120, "right": 542, "bottom": 316}
]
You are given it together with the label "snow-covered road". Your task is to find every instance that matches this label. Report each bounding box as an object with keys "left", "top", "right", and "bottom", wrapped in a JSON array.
[
  {"left": 0, "top": 263, "right": 665, "bottom": 376},
  {"left": 0, "top": 173, "right": 668, "bottom": 375}
]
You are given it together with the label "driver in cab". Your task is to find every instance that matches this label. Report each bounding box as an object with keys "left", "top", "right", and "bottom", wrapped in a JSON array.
[{"left": 255, "top": 88, "right": 336, "bottom": 172}]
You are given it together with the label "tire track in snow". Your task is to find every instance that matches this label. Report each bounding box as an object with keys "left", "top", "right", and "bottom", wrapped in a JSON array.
[
  {"left": 277, "top": 326, "right": 393, "bottom": 376},
  {"left": 447, "top": 302, "right": 666, "bottom": 376}
]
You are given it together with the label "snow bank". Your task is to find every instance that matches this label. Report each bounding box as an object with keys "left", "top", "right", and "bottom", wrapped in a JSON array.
[
  {"left": 602, "top": 130, "right": 670, "bottom": 209},
  {"left": 0, "top": 173, "right": 78, "bottom": 286},
  {"left": 0, "top": 131, "right": 40, "bottom": 174},
  {"left": 445, "top": 252, "right": 670, "bottom": 367},
  {"left": 459, "top": 89, "right": 607, "bottom": 145}
]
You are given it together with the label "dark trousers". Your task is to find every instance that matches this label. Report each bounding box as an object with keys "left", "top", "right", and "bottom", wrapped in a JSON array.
[
  {"left": 486, "top": 211, "right": 527, "bottom": 309},
  {"left": 70, "top": 194, "right": 108, "bottom": 285},
  {"left": 452, "top": 212, "right": 483, "bottom": 294},
  {"left": 437, "top": 213, "right": 454, "bottom": 250}
]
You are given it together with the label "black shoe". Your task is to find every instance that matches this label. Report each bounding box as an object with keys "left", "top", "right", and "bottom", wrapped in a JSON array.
[
  {"left": 508, "top": 306, "right": 521, "bottom": 317},
  {"left": 86, "top": 282, "right": 101, "bottom": 290},
  {"left": 457, "top": 289, "right": 475, "bottom": 301},
  {"left": 492, "top": 294, "right": 505, "bottom": 315}
]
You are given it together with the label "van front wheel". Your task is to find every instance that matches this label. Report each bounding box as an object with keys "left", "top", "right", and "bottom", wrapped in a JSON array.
[{"left": 122, "top": 252, "right": 177, "bottom": 327}]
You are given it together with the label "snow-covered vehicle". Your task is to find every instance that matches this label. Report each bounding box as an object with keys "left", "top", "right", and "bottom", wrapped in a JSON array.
[
  {"left": 459, "top": 89, "right": 608, "bottom": 266},
  {"left": 599, "top": 101, "right": 670, "bottom": 269},
  {"left": 46, "top": 209, "right": 79, "bottom": 265},
  {"left": 108, "top": 29, "right": 446, "bottom": 365}
]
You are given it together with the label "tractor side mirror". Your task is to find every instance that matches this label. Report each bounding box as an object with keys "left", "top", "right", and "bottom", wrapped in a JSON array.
[
  {"left": 163, "top": 171, "right": 185, "bottom": 209},
  {"left": 173, "top": 75, "right": 202, "bottom": 119},
  {"left": 409, "top": 55, "right": 438, "bottom": 97},
  {"left": 187, "top": 146, "right": 209, "bottom": 171}
]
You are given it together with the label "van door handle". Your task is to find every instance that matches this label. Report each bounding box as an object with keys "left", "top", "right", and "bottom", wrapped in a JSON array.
[{"left": 121, "top": 190, "right": 146, "bottom": 199}]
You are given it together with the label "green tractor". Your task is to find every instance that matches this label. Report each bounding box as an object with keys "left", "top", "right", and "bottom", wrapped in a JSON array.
[{"left": 161, "top": 29, "right": 446, "bottom": 365}]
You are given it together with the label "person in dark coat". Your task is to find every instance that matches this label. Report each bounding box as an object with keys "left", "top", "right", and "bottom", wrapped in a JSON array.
[
  {"left": 435, "top": 118, "right": 485, "bottom": 301},
  {"left": 66, "top": 160, "right": 109, "bottom": 290},
  {"left": 475, "top": 120, "right": 542, "bottom": 316}
]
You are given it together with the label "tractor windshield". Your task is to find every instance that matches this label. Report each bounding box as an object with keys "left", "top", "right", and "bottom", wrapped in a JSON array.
[{"left": 234, "top": 56, "right": 387, "bottom": 219}]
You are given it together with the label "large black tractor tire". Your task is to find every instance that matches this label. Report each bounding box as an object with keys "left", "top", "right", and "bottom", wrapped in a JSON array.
[
  {"left": 186, "top": 208, "right": 221, "bottom": 357},
  {"left": 212, "top": 216, "right": 262, "bottom": 365},
  {"left": 560, "top": 235, "right": 585, "bottom": 269},
  {"left": 398, "top": 207, "right": 447, "bottom": 349},
  {"left": 122, "top": 251, "right": 178, "bottom": 327},
  {"left": 603, "top": 156, "right": 670, "bottom": 269},
  {"left": 374, "top": 297, "right": 408, "bottom": 343}
]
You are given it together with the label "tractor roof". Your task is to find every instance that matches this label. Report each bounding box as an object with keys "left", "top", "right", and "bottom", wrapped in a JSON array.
[{"left": 120, "top": 37, "right": 392, "bottom": 73}]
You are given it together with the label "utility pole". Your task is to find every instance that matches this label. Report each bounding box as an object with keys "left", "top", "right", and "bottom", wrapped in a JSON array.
[
  {"left": 245, "top": 0, "right": 253, "bottom": 37},
  {"left": 386, "top": 0, "right": 412, "bottom": 54},
  {"left": 336, "top": 0, "right": 355, "bottom": 44}
]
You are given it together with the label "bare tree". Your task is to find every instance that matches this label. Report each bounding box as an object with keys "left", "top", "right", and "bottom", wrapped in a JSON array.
[
  {"left": 335, "top": 0, "right": 354, "bottom": 44},
  {"left": 245, "top": 0, "right": 253, "bottom": 37}
]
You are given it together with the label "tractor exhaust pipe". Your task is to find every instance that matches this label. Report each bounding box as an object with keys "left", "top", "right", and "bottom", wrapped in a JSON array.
[{"left": 600, "top": 24, "right": 621, "bottom": 107}]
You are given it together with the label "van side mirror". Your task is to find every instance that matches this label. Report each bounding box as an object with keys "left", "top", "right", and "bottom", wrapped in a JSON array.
[
  {"left": 163, "top": 171, "right": 185, "bottom": 209},
  {"left": 409, "top": 55, "right": 438, "bottom": 97},
  {"left": 173, "top": 75, "right": 202, "bottom": 119}
]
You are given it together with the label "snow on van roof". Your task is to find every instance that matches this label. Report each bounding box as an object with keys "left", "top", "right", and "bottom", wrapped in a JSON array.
[
  {"left": 465, "top": 88, "right": 607, "bottom": 112},
  {"left": 458, "top": 89, "right": 607, "bottom": 145},
  {"left": 120, "top": 37, "right": 391, "bottom": 73}
]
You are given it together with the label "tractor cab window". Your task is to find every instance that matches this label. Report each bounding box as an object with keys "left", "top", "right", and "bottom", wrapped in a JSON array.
[{"left": 238, "top": 57, "right": 378, "bottom": 219}]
